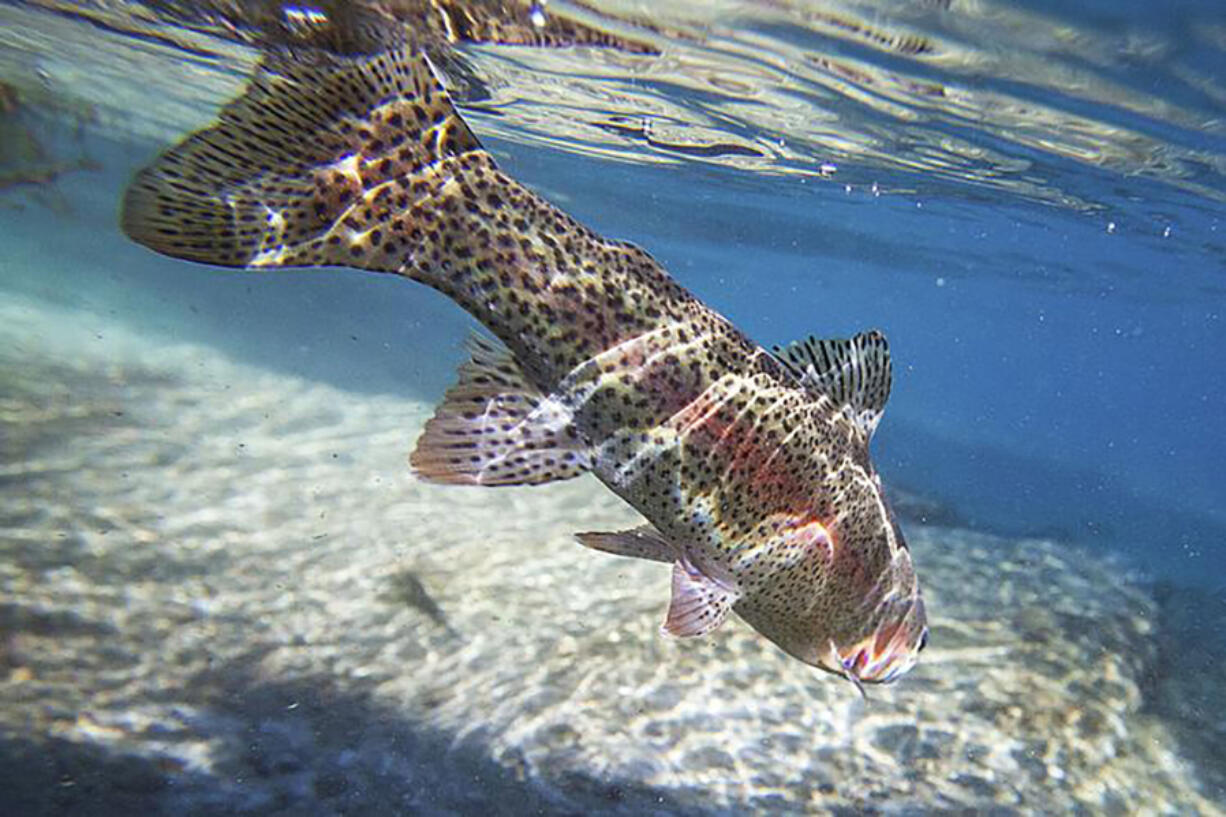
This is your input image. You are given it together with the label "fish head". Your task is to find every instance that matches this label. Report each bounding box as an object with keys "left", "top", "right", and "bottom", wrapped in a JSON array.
[
  {"left": 735, "top": 497, "right": 929, "bottom": 688},
  {"left": 765, "top": 467, "right": 928, "bottom": 687},
  {"left": 819, "top": 494, "right": 929, "bottom": 687}
]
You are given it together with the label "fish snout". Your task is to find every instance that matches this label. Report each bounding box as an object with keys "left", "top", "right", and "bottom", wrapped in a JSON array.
[{"left": 832, "top": 597, "right": 928, "bottom": 685}]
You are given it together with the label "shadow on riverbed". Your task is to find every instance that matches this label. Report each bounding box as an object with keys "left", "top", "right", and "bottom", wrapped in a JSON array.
[{"left": 0, "top": 653, "right": 729, "bottom": 817}]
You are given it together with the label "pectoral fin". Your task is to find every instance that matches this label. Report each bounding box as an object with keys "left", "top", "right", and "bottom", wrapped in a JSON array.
[
  {"left": 574, "top": 524, "right": 675, "bottom": 563},
  {"left": 663, "top": 558, "right": 740, "bottom": 638}
]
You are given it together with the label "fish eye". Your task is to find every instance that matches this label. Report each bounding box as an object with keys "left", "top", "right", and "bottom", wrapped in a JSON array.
[{"left": 917, "top": 628, "right": 929, "bottom": 652}]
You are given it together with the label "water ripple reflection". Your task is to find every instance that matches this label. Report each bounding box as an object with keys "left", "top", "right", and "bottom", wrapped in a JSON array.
[{"left": 4, "top": 0, "right": 1225, "bottom": 217}]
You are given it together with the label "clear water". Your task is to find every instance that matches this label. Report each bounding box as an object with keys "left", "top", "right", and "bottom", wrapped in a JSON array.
[{"left": 1, "top": 1, "right": 1224, "bottom": 815}]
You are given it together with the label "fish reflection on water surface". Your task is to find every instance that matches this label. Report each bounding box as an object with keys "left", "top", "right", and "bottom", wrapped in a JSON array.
[{"left": 119, "top": 43, "right": 929, "bottom": 689}]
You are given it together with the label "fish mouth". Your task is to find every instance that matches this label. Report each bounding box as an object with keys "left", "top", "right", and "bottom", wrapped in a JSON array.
[
  {"left": 828, "top": 641, "right": 906, "bottom": 687},
  {"left": 827, "top": 604, "right": 927, "bottom": 687}
]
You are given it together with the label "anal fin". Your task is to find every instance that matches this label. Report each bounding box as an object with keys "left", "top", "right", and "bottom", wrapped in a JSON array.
[
  {"left": 410, "top": 335, "right": 592, "bottom": 486},
  {"left": 663, "top": 558, "right": 740, "bottom": 638}
]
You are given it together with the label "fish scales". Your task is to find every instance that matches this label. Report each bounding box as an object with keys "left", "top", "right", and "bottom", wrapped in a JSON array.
[{"left": 121, "top": 45, "right": 928, "bottom": 687}]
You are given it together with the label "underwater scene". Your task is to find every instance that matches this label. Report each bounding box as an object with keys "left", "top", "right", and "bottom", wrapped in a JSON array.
[{"left": 1, "top": 0, "right": 1224, "bottom": 814}]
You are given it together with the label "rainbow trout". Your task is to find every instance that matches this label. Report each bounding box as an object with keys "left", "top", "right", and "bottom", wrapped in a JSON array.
[{"left": 121, "top": 46, "right": 928, "bottom": 687}]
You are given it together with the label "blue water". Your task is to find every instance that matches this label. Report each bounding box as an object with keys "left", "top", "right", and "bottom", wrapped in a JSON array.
[{"left": 3, "top": 0, "right": 1226, "bottom": 814}]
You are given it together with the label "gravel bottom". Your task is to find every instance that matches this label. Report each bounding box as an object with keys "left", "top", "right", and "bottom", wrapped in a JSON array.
[{"left": 1, "top": 294, "right": 1222, "bottom": 816}]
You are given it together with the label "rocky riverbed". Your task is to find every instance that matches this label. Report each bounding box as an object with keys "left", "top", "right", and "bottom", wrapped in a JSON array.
[{"left": 1, "top": 295, "right": 1222, "bottom": 816}]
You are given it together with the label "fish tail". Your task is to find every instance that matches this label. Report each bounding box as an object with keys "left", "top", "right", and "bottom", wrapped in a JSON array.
[
  {"left": 121, "top": 46, "right": 483, "bottom": 274},
  {"left": 122, "top": 44, "right": 700, "bottom": 386}
]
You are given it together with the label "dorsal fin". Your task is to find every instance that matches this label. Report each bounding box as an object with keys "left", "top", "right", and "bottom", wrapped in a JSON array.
[{"left": 772, "top": 330, "right": 892, "bottom": 437}]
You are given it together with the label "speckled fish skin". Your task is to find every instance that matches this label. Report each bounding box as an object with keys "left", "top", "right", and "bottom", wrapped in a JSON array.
[{"left": 120, "top": 45, "right": 928, "bottom": 685}]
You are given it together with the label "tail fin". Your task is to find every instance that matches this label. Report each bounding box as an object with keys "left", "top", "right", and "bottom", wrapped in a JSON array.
[
  {"left": 121, "top": 46, "right": 483, "bottom": 270},
  {"left": 123, "top": 43, "right": 708, "bottom": 392}
]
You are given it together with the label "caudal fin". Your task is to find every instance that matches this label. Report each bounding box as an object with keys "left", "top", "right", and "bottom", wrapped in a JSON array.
[
  {"left": 121, "top": 45, "right": 483, "bottom": 270},
  {"left": 123, "top": 40, "right": 707, "bottom": 394}
]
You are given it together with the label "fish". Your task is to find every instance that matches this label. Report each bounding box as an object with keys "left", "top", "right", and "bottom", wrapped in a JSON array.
[
  {"left": 383, "top": 567, "right": 458, "bottom": 638},
  {"left": 120, "top": 44, "right": 928, "bottom": 688}
]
